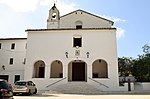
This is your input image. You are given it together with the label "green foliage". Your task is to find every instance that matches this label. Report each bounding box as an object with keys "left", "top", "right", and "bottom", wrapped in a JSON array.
[
  {"left": 118, "top": 57, "right": 133, "bottom": 77},
  {"left": 132, "top": 53, "right": 150, "bottom": 82},
  {"left": 118, "top": 44, "right": 150, "bottom": 82}
]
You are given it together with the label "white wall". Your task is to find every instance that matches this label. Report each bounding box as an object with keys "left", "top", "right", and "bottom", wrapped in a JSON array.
[
  {"left": 142, "top": 83, "right": 150, "bottom": 91},
  {"left": 135, "top": 82, "right": 150, "bottom": 91},
  {"left": 0, "top": 39, "right": 26, "bottom": 84},
  {"left": 25, "top": 29, "right": 119, "bottom": 91},
  {"left": 60, "top": 10, "right": 112, "bottom": 28},
  {"left": 119, "top": 83, "right": 134, "bottom": 91},
  {"left": 60, "top": 10, "right": 112, "bottom": 29}
]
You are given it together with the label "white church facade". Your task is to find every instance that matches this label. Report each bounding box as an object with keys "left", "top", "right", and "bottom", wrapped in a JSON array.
[{"left": 0, "top": 4, "right": 129, "bottom": 92}]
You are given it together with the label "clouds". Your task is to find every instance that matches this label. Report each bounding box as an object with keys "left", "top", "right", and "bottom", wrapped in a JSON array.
[
  {"left": 116, "top": 27, "right": 125, "bottom": 38},
  {"left": 101, "top": 15, "right": 126, "bottom": 39},
  {"left": 102, "top": 15, "right": 126, "bottom": 23},
  {"left": 40, "top": 0, "right": 77, "bottom": 15},
  {"left": 0, "top": 0, "right": 126, "bottom": 39},
  {"left": 0, "top": 0, "right": 77, "bottom": 14},
  {"left": 0, "top": 0, "right": 39, "bottom": 12},
  {"left": 109, "top": 17, "right": 126, "bottom": 39},
  {"left": 0, "top": 0, "right": 78, "bottom": 38}
]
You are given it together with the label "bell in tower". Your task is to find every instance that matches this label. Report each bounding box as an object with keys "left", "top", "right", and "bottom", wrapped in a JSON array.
[{"left": 47, "top": 3, "right": 60, "bottom": 29}]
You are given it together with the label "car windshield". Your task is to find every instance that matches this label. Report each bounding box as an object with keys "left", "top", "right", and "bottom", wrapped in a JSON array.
[
  {"left": 0, "top": 81, "right": 9, "bottom": 89},
  {"left": 15, "top": 82, "right": 26, "bottom": 86}
]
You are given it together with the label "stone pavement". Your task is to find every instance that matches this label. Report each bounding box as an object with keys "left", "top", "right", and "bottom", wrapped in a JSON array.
[
  {"left": 13, "top": 90, "right": 150, "bottom": 99},
  {"left": 40, "top": 90, "right": 150, "bottom": 95},
  {"left": 14, "top": 93, "right": 150, "bottom": 99}
]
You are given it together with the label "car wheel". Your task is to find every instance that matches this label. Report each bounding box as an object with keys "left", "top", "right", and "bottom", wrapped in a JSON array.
[
  {"left": 27, "top": 89, "right": 31, "bottom": 96},
  {"left": 33, "top": 88, "right": 37, "bottom": 94}
]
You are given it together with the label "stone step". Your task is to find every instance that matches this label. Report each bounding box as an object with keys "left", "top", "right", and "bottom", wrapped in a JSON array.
[{"left": 46, "top": 82, "right": 103, "bottom": 94}]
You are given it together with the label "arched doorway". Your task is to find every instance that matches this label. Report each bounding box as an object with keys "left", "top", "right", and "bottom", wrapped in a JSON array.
[
  {"left": 33, "top": 60, "right": 45, "bottom": 78},
  {"left": 68, "top": 60, "right": 87, "bottom": 81},
  {"left": 92, "top": 59, "right": 108, "bottom": 78},
  {"left": 50, "top": 60, "right": 63, "bottom": 78}
]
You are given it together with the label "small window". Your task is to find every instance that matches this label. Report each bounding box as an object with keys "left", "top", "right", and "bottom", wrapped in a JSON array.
[
  {"left": 11, "top": 43, "right": 15, "bottom": 49},
  {"left": 0, "top": 43, "right": 1, "bottom": 49},
  {"left": 76, "top": 25, "right": 82, "bottom": 29},
  {"left": 14, "top": 75, "right": 20, "bottom": 83},
  {"left": 73, "top": 37, "right": 82, "bottom": 47},
  {"left": 9, "top": 58, "right": 14, "bottom": 65}
]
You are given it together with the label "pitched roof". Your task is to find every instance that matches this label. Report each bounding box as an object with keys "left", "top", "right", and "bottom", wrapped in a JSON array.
[{"left": 60, "top": 9, "right": 114, "bottom": 25}]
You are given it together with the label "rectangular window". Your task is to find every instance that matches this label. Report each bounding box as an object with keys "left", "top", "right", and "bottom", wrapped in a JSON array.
[
  {"left": 76, "top": 25, "right": 82, "bottom": 29},
  {"left": 9, "top": 58, "right": 14, "bottom": 65},
  {"left": 0, "top": 43, "right": 1, "bottom": 49},
  {"left": 0, "top": 75, "right": 9, "bottom": 81},
  {"left": 14, "top": 75, "right": 20, "bottom": 83},
  {"left": 73, "top": 37, "right": 82, "bottom": 47},
  {"left": 11, "top": 43, "right": 15, "bottom": 49}
]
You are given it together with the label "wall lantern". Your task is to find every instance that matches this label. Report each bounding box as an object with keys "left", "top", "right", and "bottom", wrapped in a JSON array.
[
  {"left": 86, "top": 52, "right": 90, "bottom": 58},
  {"left": 2, "top": 65, "right": 5, "bottom": 70},
  {"left": 65, "top": 52, "right": 68, "bottom": 58}
]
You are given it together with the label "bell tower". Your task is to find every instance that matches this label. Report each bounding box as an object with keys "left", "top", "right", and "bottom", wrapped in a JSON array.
[{"left": 47, "top": 3, "right": 60, "bottom": 29}]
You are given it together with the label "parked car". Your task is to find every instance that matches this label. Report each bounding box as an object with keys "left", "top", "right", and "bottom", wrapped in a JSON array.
[
  {"left": 0, "top": 79, "right": 13, "bottom": 99},
  {"left": 13, "top": 80, "right": 37, "bottom": 95}
]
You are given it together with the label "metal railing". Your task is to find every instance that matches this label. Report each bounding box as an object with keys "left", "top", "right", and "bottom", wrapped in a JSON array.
[
  {"left": 88, "top": 77, "right": 109, "bottom": 88},
  {"left": 46, "top": 77, "right": 67, "bottom": 88}
]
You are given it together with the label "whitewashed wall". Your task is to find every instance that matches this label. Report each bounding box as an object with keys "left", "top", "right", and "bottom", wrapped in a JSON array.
[
  {"left": 25, "top": 29, "right": 119, "bottom": 91},
  {"left": 0, "top": 39, "right": 26, "bottom": 84},
  {"left": 60, "top": 10, "right": 112, "bottom": 29},
  {"left": 142, "top": 83, "right": 150, "bottom": 91}
]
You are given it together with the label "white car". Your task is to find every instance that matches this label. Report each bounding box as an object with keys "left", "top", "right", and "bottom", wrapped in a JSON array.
[{"left": 13, "top": 80, "right": 37, "bottom": 95}]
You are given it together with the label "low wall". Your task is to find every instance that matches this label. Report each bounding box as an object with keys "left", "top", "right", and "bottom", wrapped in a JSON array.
[
  {"left": 119, "top": 83, "right": 134, "bottom": 91},
  {"left": 141, "top": 82, "right": 150, "bottom": 91}
]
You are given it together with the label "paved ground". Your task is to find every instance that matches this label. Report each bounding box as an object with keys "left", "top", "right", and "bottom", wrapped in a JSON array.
[
  {"left": 14, "top": 95, "right": 150, "bottom": 99},
  {"left": 14, "top": 93, "right": 150, "bottom": 99}
]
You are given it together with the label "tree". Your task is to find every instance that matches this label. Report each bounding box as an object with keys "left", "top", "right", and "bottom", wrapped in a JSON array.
[
  {"left": 142, "top": 44, "right": 150, "bottom": 53},
  {"left": 132, "top": 44, "right": 150, "bottom": 82},
  {"left": 118, "top": 57, "right": 133, "bottom": 77},
  {"left": 132, "top": 53, "right": 150, "bottom": 82},
  {"left": 118, "top": 44, "right": 150, "bottom": 82}
]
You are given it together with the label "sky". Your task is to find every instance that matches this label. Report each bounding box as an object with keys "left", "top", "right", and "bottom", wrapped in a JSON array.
[{"left": 0, "top": 0, "right": 150, "bottom": 58}]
